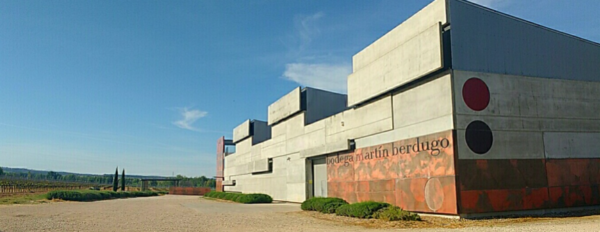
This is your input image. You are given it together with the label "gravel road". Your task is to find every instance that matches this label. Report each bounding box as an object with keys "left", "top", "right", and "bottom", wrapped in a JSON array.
[{"left": 0, "top": 195, "right": 599, "bottom": 232}]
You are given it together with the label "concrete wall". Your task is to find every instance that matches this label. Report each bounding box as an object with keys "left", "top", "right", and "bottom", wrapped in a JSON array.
[
  {"left": 352, "top": 0, "right": 447, "bottom": 72},
  {"left": 251, "top": 120, "right": 271, "bottom": 145},
  {"left": 304, "top": 88, "right": 347, "bottom": 125},
  {"left": 223, "top": 1, "right": 450, "bottom": 201},
  {"left": 232, "top": 120, "right": 251, "bottom": 143},
  {"left": 268, "top": 87, "right": 302, "bottom": 125},
  {"left": 356, "top": 74, "right": 454, "bottom": 148},
  {"left": 453, "top": 70, "right": 600, "bottom": 215},
  {"left": 221, "top": 0, "right": 600, "bottom": 213},
  {"left": 348, "top": 22, "right": 444, "bottom": 106},
  {"left": 224, "top": 92, "right": 394, "bottom": 202},
  {"left": 449, "top": 0, "right": 600, "bottom": 82},
  {"left": 454, "top": 70, "right": 600, "bottom": 160}
]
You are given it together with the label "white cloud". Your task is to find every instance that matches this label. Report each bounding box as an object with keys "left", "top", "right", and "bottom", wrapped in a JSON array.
[
  {"left": 468, "top": 0, "right": 512, "bottom": 8},
  {"left": 295, "top": 12, "right": 324, "bottom": 50},
  {"left": 280, "top": 12, "right": 352, "bottom": 94},
  {"left": 282, "top": 63, "right": 351, "bottom": 93},
  {"left": 172, "top": 108, "right": 207, "bottom": 131}
]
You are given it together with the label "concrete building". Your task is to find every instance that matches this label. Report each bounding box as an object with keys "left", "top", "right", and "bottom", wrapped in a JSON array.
[{"left": 215, "top": 0, "right": 600, "bottom": 217}]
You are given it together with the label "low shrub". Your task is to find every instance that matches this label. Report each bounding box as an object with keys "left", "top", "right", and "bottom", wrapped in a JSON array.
[
  {"left": 335, "top": 201, "right": 390, "bottom": 219},
  {"left": 373, "top": 206, "right": 421, "bottom": 221},
  {"left": 301, "top": 197, "right": 348, "bottom": 214},
  {"left": 203, "top": 191, "right": 272, "bottom": 204},
  {"left": 237, "top": 194, "right": 272, "bottom": 204},
  {"left": 224, "top": 193, "right": 242, "bottom": 201},
  {"left": 46, "top": 190, "right": 159, "bottom": 202}
]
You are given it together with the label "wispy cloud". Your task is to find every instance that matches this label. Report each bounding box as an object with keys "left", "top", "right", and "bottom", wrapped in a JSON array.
[
  {"left": 468, "top": 0, "right": 512, "bottom": 9},
  {"left": 295, "top": 12, "right": 324, "bottom": 52},
  {"left": 283, "top": 63, "right": 350, "bottom": 93},
  {"left": 172, "top": 108, "right": 207, "bottom": 131},
  {"left": 281, "top": 12, "right": 350, "bottom": 93}
]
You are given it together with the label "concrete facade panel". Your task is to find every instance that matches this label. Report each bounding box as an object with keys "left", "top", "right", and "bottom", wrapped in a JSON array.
[
  {"left": 261, "top": 141, "right": 286, "bottom": 159},
  {"left": 233, "top": 120, "right": 251, "bottom": 143},
  {"left": 348, "top": 23, "right": 443, "bottom": 106},
  {"left": 393, "top": 74, "right": 453, "bottom": 129},
  {"left": 234, "top": 138, "right": 253, "bottom": 158},
  {"left": 285, "top": 113, "right": 306, "bottom": 139},
  {"left": 457, "top": 129, "right": 545, "bottom": 159},
  {"left": 326, "top": 96, "right": 393, "bottom": 138},
  {"left": 544, "top": 132, "right": 600, "bottom": 159},
  {"left": 454, "top": 71, "right": 600, "bottom": 120},
  {"left": 356, "top": 116, "right": 453, "bottom": 149},
  {"left": 352, "top": 0, "right": 447, "bottom": 71},
  {"left": 250, "top": 144, "right": 262, "bottom": 161},
  {"left": 456, "top": 115, "right": 600, "bottom": 133},
  {"left": 252, "top": 159, "right": 269, "bottom": 173},
  {"left": 300, "top": 139, "right": 349, "bottom": 159},
  {"left": 268, "top": 87, "right": 301, "bottom": 125}
]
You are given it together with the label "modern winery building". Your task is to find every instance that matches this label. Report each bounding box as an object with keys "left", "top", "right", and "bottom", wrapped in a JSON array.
[{"left": 215, "top": 0, "right": 600, "bottom": 217}]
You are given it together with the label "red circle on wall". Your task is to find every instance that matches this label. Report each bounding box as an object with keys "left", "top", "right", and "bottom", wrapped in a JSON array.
[{"left": 462, "top": 78, "right": 490, "bottom": 111}]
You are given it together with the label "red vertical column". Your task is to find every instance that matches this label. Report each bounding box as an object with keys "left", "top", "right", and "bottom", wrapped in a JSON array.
[{"left": 216, "top": 137, "right": 225, "bottom": 192}]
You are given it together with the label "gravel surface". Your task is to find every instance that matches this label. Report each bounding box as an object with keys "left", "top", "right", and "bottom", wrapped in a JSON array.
[{"left": 0, "top": 195, "right": 599, "bottom": 232}]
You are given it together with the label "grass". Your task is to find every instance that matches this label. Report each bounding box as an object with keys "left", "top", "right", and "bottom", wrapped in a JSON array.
[{"left": 0, "top": 193, "right": 49, "bottom": 205}]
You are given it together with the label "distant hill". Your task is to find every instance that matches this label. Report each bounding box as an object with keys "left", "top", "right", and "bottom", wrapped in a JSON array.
[{"left": 1, "top": 167, "right": 168, "bottom": 179}]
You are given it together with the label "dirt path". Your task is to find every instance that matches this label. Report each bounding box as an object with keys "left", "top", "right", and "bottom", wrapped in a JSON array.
[{"left": 0, "top": 195, "right": 599, "bottom": 232}]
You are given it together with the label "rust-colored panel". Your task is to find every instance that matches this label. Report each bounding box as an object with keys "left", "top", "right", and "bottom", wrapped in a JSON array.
[
  {"left": 548, "top": 185, "right": 600, "bottom": 208},
  {"left": 327, "top": 153, "right": 355, "bottom": 182},
  {"left": 383, "top": 191, "right": 396, "bottom": 205},
  {"left": 523, "top": 188, "right": 551, "bottom": 209},
  {"left": 328, "top": 181, "right": 339, "bottom": 194},
  {"left": 356, "top": 192, "right": 371, "bottom": 202},
  {"left": 356, "top": 181, "right": 370, "bottom": 193},
  {"left": 395, "top": 176, "right": 457, "bottom": 214},
  {"left": 327, "top": 130, "right": 457, "bottom": 214},
  {"left": 457, "top": 159, "right": 547, "bottom": 191},
  {"left": 369, "top": 179, "right": 395, "bottom": 192},
  {"left": 438, "top": 176, "right": 458, "bottom": 214},
  {"left": 395, "top": 178, "right": 428, "bottom": 212},
  {"left": 328, "top": 181, "right": 357, "bottom": 203},
  {"left": 546, "top": 159, "right": 600, "bottom": 187},
  {"left": 392, "top": 134, "right": 455, "bottom": 179},
  {"left": 367, "top": 192, "right": 386, "bottom": 202},
  {"left": 589, "top": 160, "right": 600, "bottom": 184},
  {"left": 459, "top": 188, "right": 550, "bottom": 214}
]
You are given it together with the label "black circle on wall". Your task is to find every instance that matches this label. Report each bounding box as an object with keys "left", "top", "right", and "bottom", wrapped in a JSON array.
[{"left": 465, "top": 121, "right": 493, "bottom": 154}]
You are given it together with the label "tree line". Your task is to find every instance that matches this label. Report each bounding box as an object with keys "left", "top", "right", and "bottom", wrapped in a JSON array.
[{"left": 0, "top": 167, "right": 216, "bottom": 188}]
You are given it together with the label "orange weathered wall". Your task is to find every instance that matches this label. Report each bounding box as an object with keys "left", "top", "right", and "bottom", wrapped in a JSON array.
[{"left": 327, "top": 130, "right": 457, "bottom": 214}]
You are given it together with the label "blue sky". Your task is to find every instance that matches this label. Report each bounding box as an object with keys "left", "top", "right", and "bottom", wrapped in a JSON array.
[{"left": 1, "top": 0, "right": 599, "bottom": 177}]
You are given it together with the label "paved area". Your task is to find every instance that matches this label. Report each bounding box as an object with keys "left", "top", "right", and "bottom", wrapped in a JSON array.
[{"left": 0, "top": 195, "right": 599, "bottom": 232}]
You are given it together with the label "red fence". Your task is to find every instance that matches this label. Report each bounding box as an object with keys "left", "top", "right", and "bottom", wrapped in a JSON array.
[{"left": 169, "top": 187, "right": 212, "bottom": 195}]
